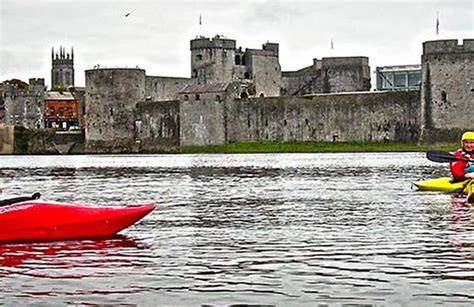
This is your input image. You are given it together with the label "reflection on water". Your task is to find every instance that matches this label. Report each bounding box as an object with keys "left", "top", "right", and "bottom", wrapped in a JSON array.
[
  {"left": 0, "top": 235, "right": 143, "bottom": 269},
  {"left": 0, "top": 153, "right": 473, "bottom": 306}
]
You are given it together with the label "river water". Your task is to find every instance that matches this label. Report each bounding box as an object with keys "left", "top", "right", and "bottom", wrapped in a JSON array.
[{"left": 0, "top": 153, "right": 473, "bottom": 306}]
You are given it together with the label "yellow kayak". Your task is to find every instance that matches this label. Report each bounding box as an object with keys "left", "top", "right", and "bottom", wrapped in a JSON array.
[
  {"left": 412, "top": 177, "right": 469, "bottom": 193},
  {"left": 466, "top": 180, "right": 474, "bottom": 203}
]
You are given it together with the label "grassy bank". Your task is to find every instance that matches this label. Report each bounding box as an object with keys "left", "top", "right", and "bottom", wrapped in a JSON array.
[{"left": 181, "top": 141, "right": 459, "bottom": 154}]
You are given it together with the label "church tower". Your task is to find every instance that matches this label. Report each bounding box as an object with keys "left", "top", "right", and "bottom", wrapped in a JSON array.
[{"left": 51, "top": 46, "right": 74, "bottom": 88}]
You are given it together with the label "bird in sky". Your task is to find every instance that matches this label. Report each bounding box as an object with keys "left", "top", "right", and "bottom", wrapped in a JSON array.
[{"left": 124, "top": 12, "right": 132, "bottom": 17}]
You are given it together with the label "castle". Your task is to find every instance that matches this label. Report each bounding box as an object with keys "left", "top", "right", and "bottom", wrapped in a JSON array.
[{"left": 1, "top": 37, "right": 473, "bottom": 154}]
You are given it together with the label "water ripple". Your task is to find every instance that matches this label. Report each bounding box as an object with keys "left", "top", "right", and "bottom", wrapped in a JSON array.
[{"left": 1, "top": 153, "right": 473, "bottom": 306}]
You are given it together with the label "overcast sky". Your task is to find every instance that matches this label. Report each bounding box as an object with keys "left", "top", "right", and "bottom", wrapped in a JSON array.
[{"left": 0, "top": 0, "right": 472, "bottom": 88}]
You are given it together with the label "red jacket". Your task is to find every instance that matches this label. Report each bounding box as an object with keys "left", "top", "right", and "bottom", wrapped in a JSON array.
[{"left": 450, "top": 149, "right": 474, "bottom": 182}]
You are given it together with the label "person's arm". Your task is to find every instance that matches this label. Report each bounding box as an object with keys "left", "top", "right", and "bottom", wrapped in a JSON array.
[{"left": 450, "top": 151, "right": 468, "bottom": 181}]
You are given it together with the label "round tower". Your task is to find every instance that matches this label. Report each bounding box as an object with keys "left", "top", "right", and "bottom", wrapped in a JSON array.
[
  {"left": 85, "top": 68, "right": 145, "bottom": 152},
  {"left": 190, "top": 35, "right": 236, "bottom": 84}
]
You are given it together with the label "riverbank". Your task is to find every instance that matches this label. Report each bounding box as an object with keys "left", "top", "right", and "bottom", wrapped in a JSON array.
[{"left": 181, "top": 141, "right": 458, "bottom": 154}]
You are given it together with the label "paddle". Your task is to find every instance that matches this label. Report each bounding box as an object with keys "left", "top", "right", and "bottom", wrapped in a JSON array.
[
  {"left": 426, "top": 151, "right": 474, "bottom": 163},
  {"left": 425, "top": 151, "right": 474, "bottom": 196},
  {"left": 0, "top": 193, "right": 41, "bottom": 207}
]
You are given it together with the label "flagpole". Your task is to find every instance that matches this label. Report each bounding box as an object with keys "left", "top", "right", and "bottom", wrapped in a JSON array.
[
  {"left": 199, "top": 13, "right": 202, "bottom": 36},
  {"left": 436, "top": 11, "right": 439, "bottom": 35}
]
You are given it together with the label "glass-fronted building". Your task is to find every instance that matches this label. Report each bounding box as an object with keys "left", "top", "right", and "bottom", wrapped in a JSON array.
[{"left": 375, "top": 65, "right": 421, "bottom": 91}]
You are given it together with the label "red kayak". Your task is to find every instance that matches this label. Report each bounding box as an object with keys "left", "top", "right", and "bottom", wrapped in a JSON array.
[{"left": 0, "top": 198, "right": 155, "bottom": 243}]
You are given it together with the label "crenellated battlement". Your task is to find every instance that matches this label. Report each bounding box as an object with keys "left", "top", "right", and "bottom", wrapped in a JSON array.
[
  {"left": 190, "top": 35, "right": 236, "bottom": 50},
  {"left": 423, "top": 39, "right": 474, "bottom": 54},
  {"left": 29, "top": 78, "right": 45, "bottom": 86},
  {"left": 262, "top": 42, "right": 279, "bottom": 56},
  {"left": 321, "top": 57, "right": 369, "bottom": 67}
]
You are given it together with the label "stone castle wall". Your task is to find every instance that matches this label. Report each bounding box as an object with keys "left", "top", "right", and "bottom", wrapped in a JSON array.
[
  {"left": 3, "top": 78, "right": 46, "bottom": 129},
  {"left": 282, "top": 57, "right": 370, "bottom": 95},
  {"left": 282, "top": 65, "right": 322, "bottom": 96},
  {"left": 248, "top": 48, "right": 281, "bottom": 97},
  {"left": 226, "top": 91, "right": 420, "bottom": 144},
  {"left": 137, "top": 90, "right": 420, "bottom": 149},
  {"left": 145, "top": 76, "right": 191, "bottom": 101},
  {"left": 321, "top": 57, "right": 371, "bottom": 93},
  {"left": 0, "top": 126, "right": 14, "bottom": 154},
  {"left": 180, "top": 99, "right": 226, "bottom": 146},
  {"left": 420, "top": 39, "right": 474, "bottom": 142},
  {"left": 136, "top": 100, "right": 180, "bottom": 152},
  {"left": 85, "top": 68, "right": 145, "bottom": 152},
  {"left": 0, "top": 126, "right": 84, "bottom": 154}
]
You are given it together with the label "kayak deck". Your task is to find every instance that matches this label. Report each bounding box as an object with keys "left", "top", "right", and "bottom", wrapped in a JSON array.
[
  {"left": 0, "top": 202, "right": 155, "bottom": 243},
  {"left": 412, "top": 177, "right": 468, "bottom": 193}
]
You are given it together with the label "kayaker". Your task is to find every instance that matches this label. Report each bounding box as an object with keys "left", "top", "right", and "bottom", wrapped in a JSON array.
[{"left": 450, "top": 131, "right": 474, "bottom": 182}]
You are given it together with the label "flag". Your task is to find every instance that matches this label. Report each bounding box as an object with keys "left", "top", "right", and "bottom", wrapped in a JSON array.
[
  {"left": 331, "top": 39, "right": 333, "bottom": 50},
  {"left": 436, "top": 11, "right": 439, "bottom": 35},
  {"left": 199, "top": 14, "right": 202, "bottom": 26}
]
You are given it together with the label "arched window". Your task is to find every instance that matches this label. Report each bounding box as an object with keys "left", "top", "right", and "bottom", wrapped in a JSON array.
[
  {"left": 195, "top": 94, "right": 200, "bottom": 101},
  {"left": 196, "top": 54, "right": 203, "bottom": 61},
  {"left": 244, "top": 72, "right": 250, "bottom": 79},
  {"left": 242, "top": 55, "right": 246, "bottom": 65},
  {"left": 192, "top": 69, "right": 198, "bottom": 78},
  {"left": 184, "top": 95, "right": 189, "bottom": 101},
  {"left": 240, "top": 92, "right": 248, "bottom": 99}
]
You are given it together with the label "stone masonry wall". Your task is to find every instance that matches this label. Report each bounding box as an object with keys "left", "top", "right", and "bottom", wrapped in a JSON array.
[
  {"left": 0, "top": 126, "right": 84, "bottom": 155},
  {"left": 0, "top": 126, "right": 14, "bottom": 154},
  {"left": 190, "top": 37, "right": 236, "bottom": 84},
  {"left": 282, "top": 66, "right": 322, "bottom": 96},
  {"left": 3, "top": 79, "right": 45, "bottom": 129},
  {"left": 180, "top": 99, "right": 226, "bottom": 147},
  {"left": 420, "top": 39, "right": 474, "bottom": 142},
  {"left": 145, "top": 76, "right": 191, "bottom": 101},
  {"left": 136, "top": 100, "right": 180, "bottom": 152},
  {"left": 282, "top": 57, "right": 370, "bottom": 96},
  {"left": 226, "top": 91, "right": 420, "bottom": 143},
  {"left": 85, "top": 68, "right": 145, "bottom": 152},
  {"left": 321, "top": 57, "right": 371, "bottom": 93},
  {"left": 248, "top": 51, "right": 281, "bottom": 97}
]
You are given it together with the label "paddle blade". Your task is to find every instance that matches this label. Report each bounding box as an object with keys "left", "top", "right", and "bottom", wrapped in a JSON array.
[{"left": 426, "top": 151, "right": 468, "bottom": 163}]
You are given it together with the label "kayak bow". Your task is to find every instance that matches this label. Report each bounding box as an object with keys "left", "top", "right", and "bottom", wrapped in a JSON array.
[
  {"left": 0, "top": 201, "right": 155, "bottom": 243},
  {"left": 412, "top": 177, "right": 469, "bottom": 193}
]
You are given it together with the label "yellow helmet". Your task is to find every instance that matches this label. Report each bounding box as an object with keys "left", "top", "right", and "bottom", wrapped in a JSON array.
[{"left": 461, "top": 131, "right": 474, "bottom": 142}]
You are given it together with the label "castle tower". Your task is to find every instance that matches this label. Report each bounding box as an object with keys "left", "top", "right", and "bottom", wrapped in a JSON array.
[
  {"left": 190, "top": 35, "right": 236, "bottom": 84},
  {"left": 51, "top": 46, "right": 74, "bottom": 88},
  {"left": 85, "top": 68, "right": 146, "bottom": 152},
  {"left": 419, "top": 39, "right": 474, "bottom": 143}
]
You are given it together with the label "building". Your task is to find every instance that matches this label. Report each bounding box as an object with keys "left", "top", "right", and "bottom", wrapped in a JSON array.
[
  {"left": 44, "top": 91, "right": 79, "bottom": 130},
  {"left": 2, "top": 78, "right": 46, "bottom": 129},
  {"left": 282, "top": 57, "right": 371, "bottom": 95},
  {"left": 375, "top": 65, "right": 421, "bottom": 91},
  {"left": 51, "top": 46, "right": 74, "bottom": 89},
  {"left": 190, "top": 35, "right": 281, "bottom": 98}
]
